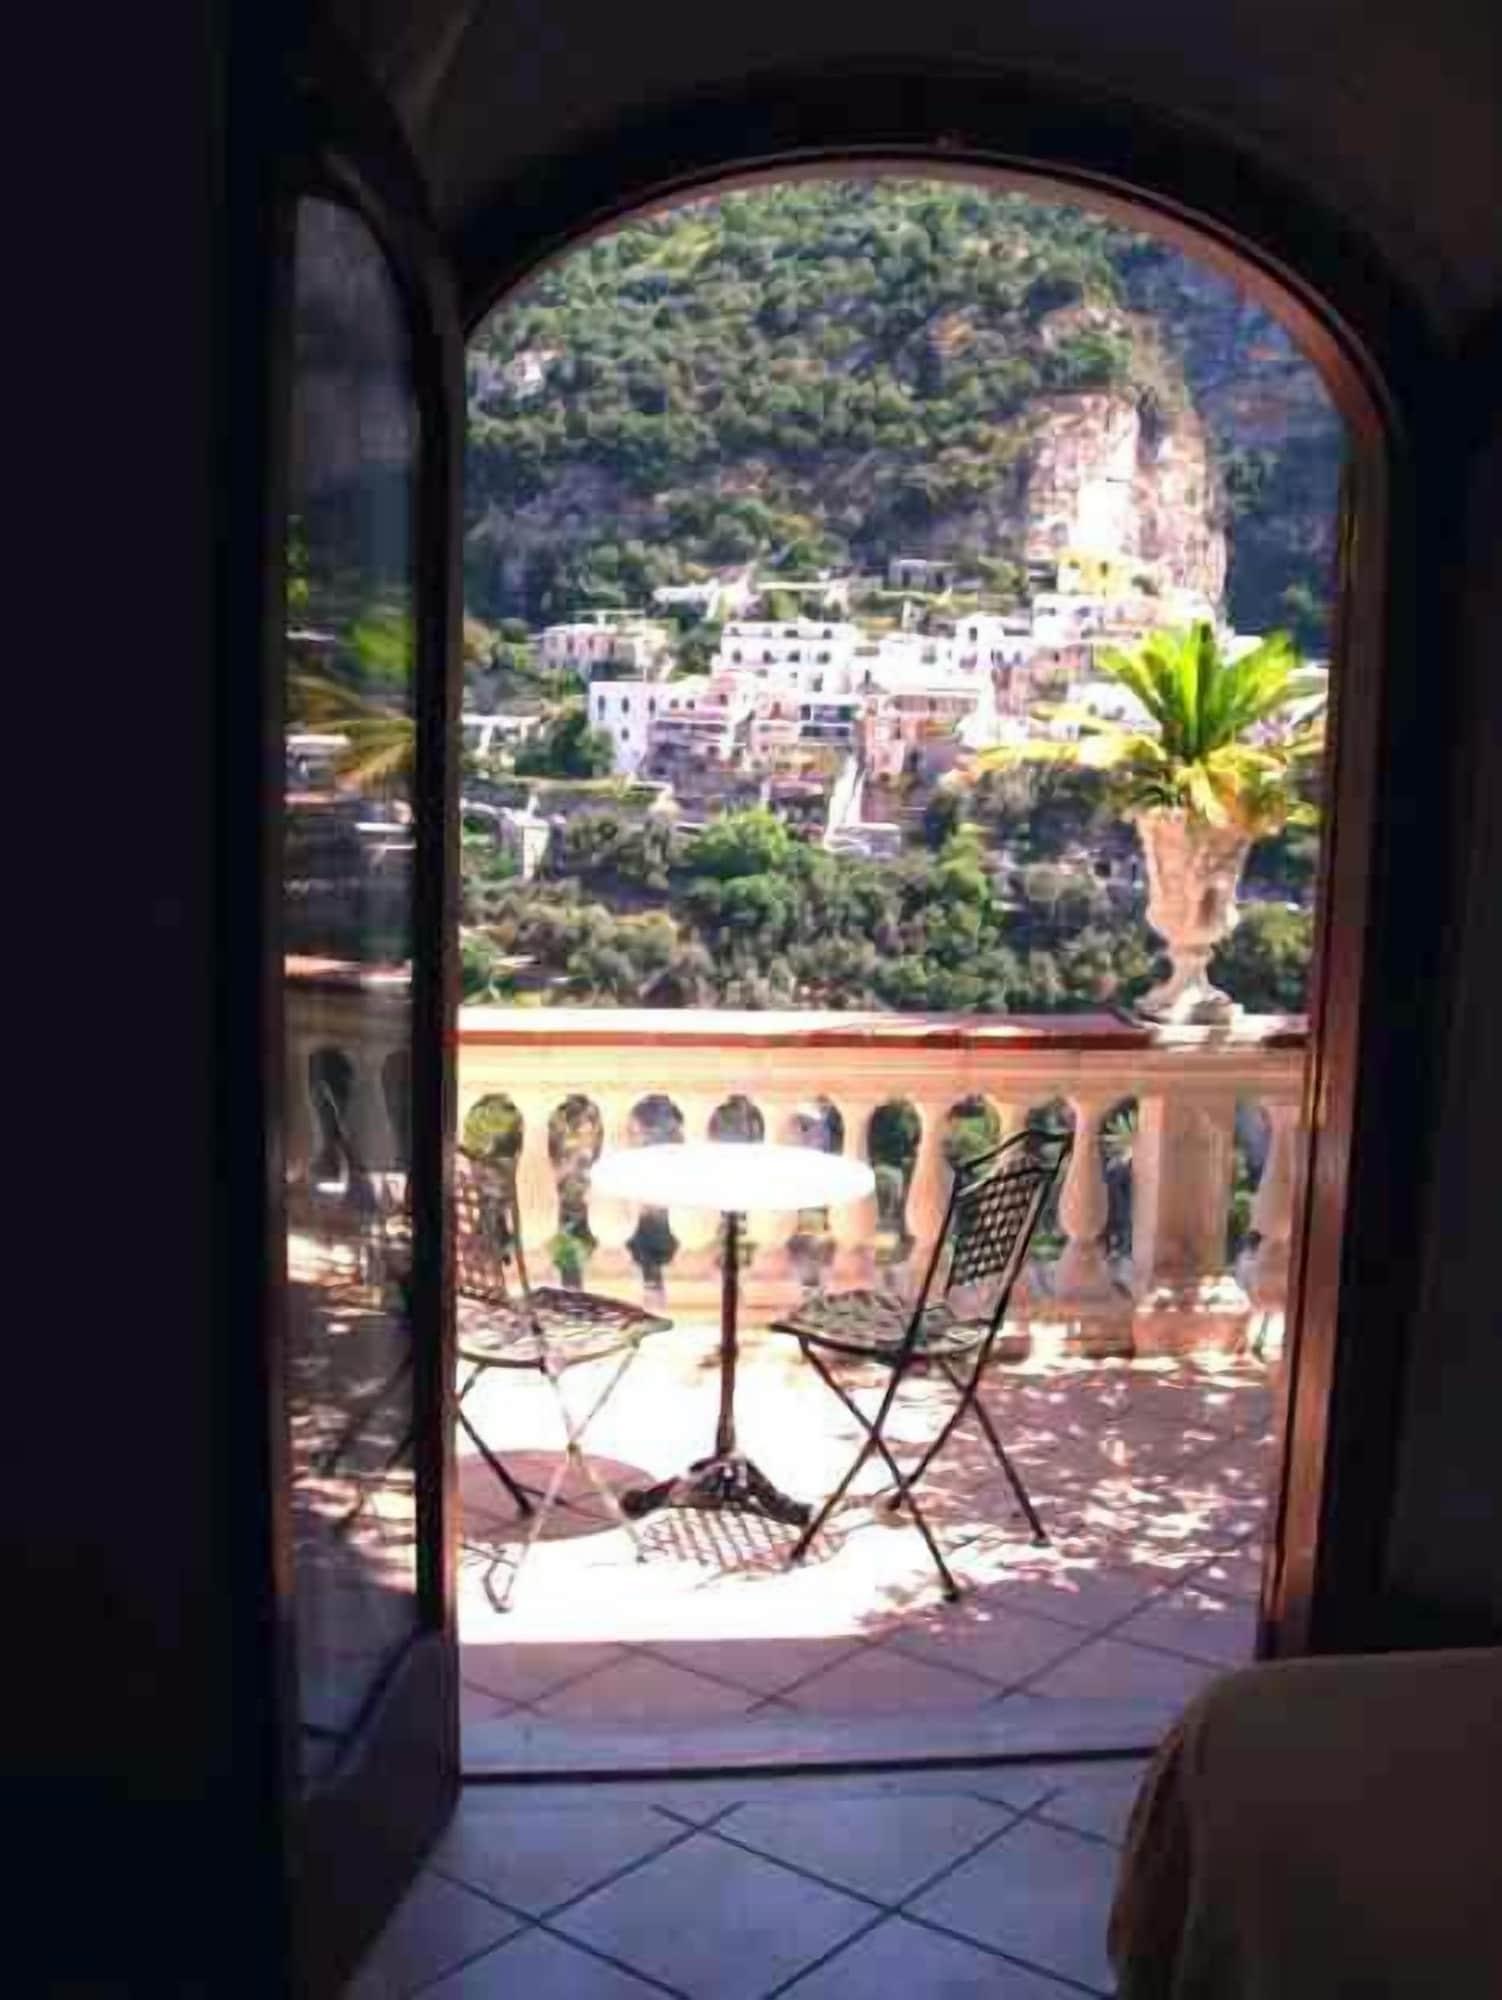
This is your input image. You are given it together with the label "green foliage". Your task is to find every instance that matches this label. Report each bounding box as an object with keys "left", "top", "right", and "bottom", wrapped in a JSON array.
[
  {"left": 920, "top": 784, "right": 965, "bottom": 851},
  {"left": 462, "top": 1093, "right": 522, "bottom": 1159},
  {"left": 513, "top": 701, "right": 615, "bottom": 779},
  {"left": 460, "top": 790, "right": 1184, "bottom": 1015},
  {"left": 944, "top": 1096, "right": 1002, "bottom": 1169},
  {"left": 549, "top": 1226, "right": 589, "bottom": 1287},
  {"left": 289, "top": 666, "right": 415, "bottom": 793},
  {"left": 460, "top": 931, "right": 518, "bottom": 1003},
  {"left": 348, "top": 606, "right": 413, "bottom": 689},
  {"left": 1219, "top": 434, "right": 1343, "bottom": 651},
  {"left": 1243, "top": 818, "right": 1320, "bottom": 902},
  {"left": 669, "top": 618, "right": 722, "bottom": 676},
  {"left": 1209, "top": 903, "right": 1312, "bottom": 1013},
  {"left": 684, "top": 808, "right": 794, "bottom": 881},
  {"left": 1093, "top": 624, "right": 1324, "bottom": 833}
]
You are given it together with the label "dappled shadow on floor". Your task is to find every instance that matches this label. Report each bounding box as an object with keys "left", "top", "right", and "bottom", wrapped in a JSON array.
[
  {"left": 630, "top": 1503, "right": 844, "bottom": 1580},
  {"left": 455, "top": 1335, "right": 1278, "bottom": 1734}
]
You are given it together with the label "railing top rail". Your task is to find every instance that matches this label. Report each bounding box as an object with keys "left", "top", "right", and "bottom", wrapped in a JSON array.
[{"left": 457, "top": 1006, "right": 1306, "bottom": 1057}]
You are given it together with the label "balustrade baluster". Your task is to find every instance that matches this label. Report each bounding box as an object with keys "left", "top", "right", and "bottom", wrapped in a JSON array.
[
  {"left": 666, "top": 1095, "right": 721, "bottom": 1304},
  {"left": 346, "top": 1051, "right": 396, "bottom": 1173},
  {"left": 1054, "top": 1095, "right": 1115, "bottom": 1299},
  {"left": 904, "top": 1098, "right": 952, "bottom": 1287},
  {"left": 829, "top": 1096, "right": 879, "bottom": 1289},
  {"left": 511, "top": 1093, "right": 561, "bottom": 1281},
  {"left": 747, "top": 1099, "right": 801, "bottom": 1297},
  {"left": 1244, "top": 1098, "right": 1302, "bottom": 1307},
  {"left": 1049, "top": 1094, "right": 1130, "bottom": 1350},
  {"left": 586, "top": 1092, "right": 639, "bottom": 1288},
  {"left": 287, "top": 1038, "right": 320, "bottom": 1187},
  {"left": 1132, "top": 1088, "right": 1249, "bottom": 1354}
]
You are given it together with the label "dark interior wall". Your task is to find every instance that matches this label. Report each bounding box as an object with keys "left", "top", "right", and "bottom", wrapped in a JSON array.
[
  {"left": 352, "top": 0, "right": 1502, "bottom": 346},
  {"left": 16, "top": 1, "right": 294, "bottom": 1987},
  {"left": 1385, "top": 370, "right": 1502, "bottom": 1628}
]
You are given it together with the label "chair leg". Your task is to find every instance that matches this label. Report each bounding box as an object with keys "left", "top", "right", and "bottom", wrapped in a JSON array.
[
  {"left": 792, "top": 1346, "right": 962, "bottom": 1600},
  {"left": 457, "top": 1363, "right": 535, "bottom": 1517},
  {"left": 804, "top": 1346, "right": 911, "bottom": 1497},
  {"left": 886, "top": 1354, "right": 1046, "bottom": 1547},
  {"left": 492, "top": 1344, "right": 646, "bottom": 1611},
  {"left": 318, "top": 1350, "right": 414, "bottom": 1476},
  {"left": 787, "top": 1354, "right": 885, "bottom": 1566},
  {"left": 939, "top": 1358, "right": 1047, "bottom": 1544},
  {"left": 543, "top": 1346, "right": 648, "bottom": 1560},
  {"left": 490, "top": 1427, "right": 578, "bottom": 1614}
]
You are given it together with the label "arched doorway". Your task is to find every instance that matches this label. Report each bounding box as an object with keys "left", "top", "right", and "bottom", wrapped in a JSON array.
[{"left": 450, "top": 154, "right": 1381, "bottom": 1756}]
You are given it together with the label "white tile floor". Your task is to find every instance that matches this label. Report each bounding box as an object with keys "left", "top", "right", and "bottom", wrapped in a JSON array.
[{"left": 350, "top": 1759, "right": 1149, "bottom": 1997}]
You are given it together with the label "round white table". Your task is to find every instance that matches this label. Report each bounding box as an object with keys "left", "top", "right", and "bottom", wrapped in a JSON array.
[{"left": 589, "top": 1140, "right": 875, "bottom": 1525}]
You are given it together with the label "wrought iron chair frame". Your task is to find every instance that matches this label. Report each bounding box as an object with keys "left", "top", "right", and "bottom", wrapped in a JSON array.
[
  {"left": 776, "top": 1127, "right": 1071, "bottom": 1600},
  {"left": 453, "top": 1146, "right": 671, "bottom": 1609}
]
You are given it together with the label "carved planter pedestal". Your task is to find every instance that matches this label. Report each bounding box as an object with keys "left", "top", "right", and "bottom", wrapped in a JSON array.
[{"left": 1137, "top": 807, "right": 1251, "bottom": 1026}]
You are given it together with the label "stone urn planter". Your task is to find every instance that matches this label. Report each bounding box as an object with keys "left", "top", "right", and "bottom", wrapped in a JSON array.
[{"left": 1136, "top": 807, "right": 1250, "bottom": 1024}]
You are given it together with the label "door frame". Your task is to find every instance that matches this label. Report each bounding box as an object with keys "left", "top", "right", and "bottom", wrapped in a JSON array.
[
  {"left": 258, "top": 34, "right": 465, "bottom": 1995},
  {"left": 448, "top": 67, "right": 1456, "bottom": 1660}
]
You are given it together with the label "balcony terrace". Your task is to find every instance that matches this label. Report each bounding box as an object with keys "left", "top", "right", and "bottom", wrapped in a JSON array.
[{"left": 289, "top": 993, "right": 1301, "bottom": 1765}]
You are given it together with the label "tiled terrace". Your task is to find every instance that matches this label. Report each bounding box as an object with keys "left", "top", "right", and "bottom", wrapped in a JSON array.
[
  {"left": 458, "top": 1319, "right": 1277, "bottom": 1756},
  {"left": 286, "top": 988, "right": 1294, "bottom": 1766},
  {"left": 350, "top": 1757, "right": 1151, "bottom": 1998}
]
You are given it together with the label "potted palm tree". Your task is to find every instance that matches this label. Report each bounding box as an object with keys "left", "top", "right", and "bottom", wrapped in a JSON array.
[{"left": 982, "top": 622, "right": 1325, "bottom": 1023}]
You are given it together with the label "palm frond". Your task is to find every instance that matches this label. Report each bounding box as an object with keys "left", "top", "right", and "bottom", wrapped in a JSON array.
[{"left": 1068, "top": 622, "right": 1324, "bottom": 834}]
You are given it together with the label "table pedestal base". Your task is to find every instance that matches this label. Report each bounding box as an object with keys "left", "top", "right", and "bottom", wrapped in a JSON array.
[{"left": 621, "top": 1451, "right": 811, "bottom": 1528}]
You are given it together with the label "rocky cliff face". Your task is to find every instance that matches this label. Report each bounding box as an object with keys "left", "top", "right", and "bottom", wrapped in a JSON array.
[
  {"left": 1023, "top": 390, "right": 1227, "bottom": 601},
  {"left": 1112, "top": 248, "right": 1345, "bottom": 644}
]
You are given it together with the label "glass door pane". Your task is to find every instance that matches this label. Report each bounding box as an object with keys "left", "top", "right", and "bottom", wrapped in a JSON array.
[{"left": 282, "top": 196, "right": 421, "bottom": 1783}]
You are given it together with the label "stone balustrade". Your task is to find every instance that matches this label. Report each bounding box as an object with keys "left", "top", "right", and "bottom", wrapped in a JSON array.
[{"left": 286, "top": 973, "right": 1307, "bottom": 1356}]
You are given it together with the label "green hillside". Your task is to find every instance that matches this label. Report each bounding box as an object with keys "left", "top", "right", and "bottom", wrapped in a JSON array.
[{"left": 465, "top": 178, "right": 1342, "bottom": 644}]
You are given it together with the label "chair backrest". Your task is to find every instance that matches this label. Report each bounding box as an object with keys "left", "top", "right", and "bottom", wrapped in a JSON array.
[
  {"left": 904, "top": 1126, "right": 1072, "bottom": 1353},
  {"left": 453, "top": 1147, "right": 531, "bottom": 1308}
]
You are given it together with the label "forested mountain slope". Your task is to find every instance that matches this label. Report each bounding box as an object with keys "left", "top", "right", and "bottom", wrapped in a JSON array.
[{"left": 465, "top": 179, "right": 1342, "bottom": 645}]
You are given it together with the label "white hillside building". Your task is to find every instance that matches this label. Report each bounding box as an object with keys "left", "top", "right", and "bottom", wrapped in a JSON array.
[
  {"left": 539, "top": 614, "right": 670, "bottom": 674},
  {"left": 649, "top": 676, "right": 753, "bottom": 765},
  {"left": 953, "top": 614, "right": 1037, "bottom": 672},
  {"left": 861, "top": 658, "right": 1000, "bottom": 779},
  {"left": 1030, "top": 591, "right": 1110, "bottom": 647},
  {"left": 713, "top": 619, "right": 862, "bottom": 693},
  {"left": 586, "top": 679, "right": 662, "bottom": 773}
]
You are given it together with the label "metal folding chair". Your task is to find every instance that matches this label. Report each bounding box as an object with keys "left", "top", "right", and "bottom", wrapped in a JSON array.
[
  {"left": 454, "top": 1147, "right": 672, "bottom": 1609},
  {"left": 773, "top": 1127, "right": 1071, "bottom": 1600}
]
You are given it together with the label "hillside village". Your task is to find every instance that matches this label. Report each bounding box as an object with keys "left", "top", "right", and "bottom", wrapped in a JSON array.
[{"left": 461, "top": 545, "right": 1319, "bottom": 881}]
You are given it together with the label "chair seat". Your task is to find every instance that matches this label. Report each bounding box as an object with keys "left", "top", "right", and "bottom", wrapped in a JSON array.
[
  {"left": 459, "top": 1288, "right": 670, "bottom": 1369},
  {"left": 772, "top": 1287, "right": 989, "bottom": 1362}
]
